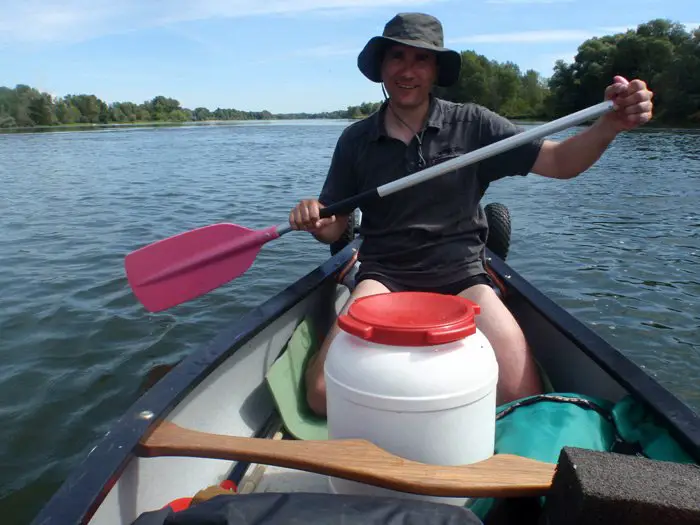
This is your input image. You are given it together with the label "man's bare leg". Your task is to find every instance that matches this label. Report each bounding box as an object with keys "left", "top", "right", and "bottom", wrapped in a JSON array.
[
  {"left": 459, "top": 284, "right": 543, "bottom": 405},
  {"left": 305, "top": 278, "right": 391, "bottom": 416}
]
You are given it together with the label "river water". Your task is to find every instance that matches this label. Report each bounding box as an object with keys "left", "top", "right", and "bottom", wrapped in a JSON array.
[{"left": 1, "top": 120, "right": 699, "bottom": 523}]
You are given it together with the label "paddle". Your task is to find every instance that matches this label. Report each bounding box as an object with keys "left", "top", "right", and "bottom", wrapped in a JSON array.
[
  {"left": 126, "top": 100, "right": 614, "bottom": 312},
  {"left": 138, "top": 420, "right": 556, "bottom": 498}
]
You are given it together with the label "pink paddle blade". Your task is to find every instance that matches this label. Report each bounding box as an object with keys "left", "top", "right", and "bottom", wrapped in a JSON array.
[{"left": 125, "top": 223, "right": 280, "bottom": 312}]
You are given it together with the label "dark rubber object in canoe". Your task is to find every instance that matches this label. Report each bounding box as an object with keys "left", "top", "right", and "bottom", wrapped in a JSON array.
[{"left": 484, "top": 203, "right": 511, "bottom": 261}]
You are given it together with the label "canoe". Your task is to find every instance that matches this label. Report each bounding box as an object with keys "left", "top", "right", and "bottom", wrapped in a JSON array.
[{"left": 32, "top": 206, "right": 700, "bottom": 525}]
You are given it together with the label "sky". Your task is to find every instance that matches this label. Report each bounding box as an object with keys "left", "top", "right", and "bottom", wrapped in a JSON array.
[{"left": 1, "top": 0, "right": 698, "bottom": 114}]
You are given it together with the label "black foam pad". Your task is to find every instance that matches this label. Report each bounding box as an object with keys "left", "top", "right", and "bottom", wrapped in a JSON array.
[{"left": 541, "top": 446, "right": 700, "bottom": 524}]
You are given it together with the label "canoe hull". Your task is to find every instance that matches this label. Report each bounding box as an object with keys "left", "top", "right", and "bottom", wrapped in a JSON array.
[{"left": 31, "top": 242, "right": 700, "bottom": 525}]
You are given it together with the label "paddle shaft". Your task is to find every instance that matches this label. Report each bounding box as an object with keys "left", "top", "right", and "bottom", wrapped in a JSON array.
[
  {"left": 124, "top": 100, "right": 614, "bottom": 312},
  {"left": 274, "top": 100, "right": 614, "bottom": 236},
  {"left": 139, "top": 421, "right": 556, "bottom": 498}
]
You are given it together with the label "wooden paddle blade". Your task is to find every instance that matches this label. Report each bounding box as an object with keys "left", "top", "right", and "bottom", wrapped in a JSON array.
[
  {"left": 125, "top": 223, "right": 280, "bottom": 311},
  {"left": 138, "top": 421, "right": 556, "bottom": 498}
]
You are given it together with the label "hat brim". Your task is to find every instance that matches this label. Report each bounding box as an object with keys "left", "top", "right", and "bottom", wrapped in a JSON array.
[{"left": 357, "top": 35, "right": 461, "bottom": 87}]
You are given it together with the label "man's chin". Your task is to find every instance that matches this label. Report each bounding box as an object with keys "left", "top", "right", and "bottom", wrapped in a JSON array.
[{"left": 388, "top": 92, "right": 428, "bottom": 109}]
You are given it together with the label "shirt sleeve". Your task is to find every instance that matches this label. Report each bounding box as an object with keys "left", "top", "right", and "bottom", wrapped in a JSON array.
[
  {"left": 476, "top": 106, "right": 544, "bottom": 184},
  {"left": 318, "top": 129, "right": 357, "bottom": 208}
]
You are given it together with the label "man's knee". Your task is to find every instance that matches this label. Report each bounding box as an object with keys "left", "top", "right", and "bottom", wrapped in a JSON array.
[
  {"left": 305, "top": 352, "right": 327, "bottom": 415},
  {"left": 304, "top": 278, "right": 391, "bottom": 416},
  {"left": 460, "top": 284, "right": 526, "bottom": 341},
  {"left": 459, "top": 282, "right": 541, "bottom": 402}
]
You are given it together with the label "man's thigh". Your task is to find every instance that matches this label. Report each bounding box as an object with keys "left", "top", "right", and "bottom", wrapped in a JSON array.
[
  {"left": 458, "top": 283, "right": 527, "bottom": 347},
  {"left": 306, "top": 278, "right": 389, "bottom": 401},
  {"left": 319, "top": 277, "right": 391, "bottom": 355},
  {"left": 458, "top": 283, "right": 542, "bottom": 402},
  {"left": 342, "top": 278, "right": 392, "bottom": 312}
]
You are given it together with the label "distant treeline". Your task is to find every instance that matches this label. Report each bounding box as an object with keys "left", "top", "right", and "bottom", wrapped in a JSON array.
[
  {"left": 1, "top": 18, "right": 697, "bottom": 129},
  {"left": 0, "top": 88, "right": 381, "bottom": 128}
]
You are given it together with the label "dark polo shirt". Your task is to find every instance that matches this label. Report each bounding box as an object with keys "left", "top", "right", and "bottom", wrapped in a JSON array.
[{"left": 319, "top": 95, "right": 543, "bottom": 289}]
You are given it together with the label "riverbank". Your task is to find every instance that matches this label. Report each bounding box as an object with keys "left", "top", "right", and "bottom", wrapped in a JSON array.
[
  {"left": 3, "top": 116, "right": 698, "bottom": 135},
  {"left": 0, "top": 119, "right": 353, "bottom": 134}
]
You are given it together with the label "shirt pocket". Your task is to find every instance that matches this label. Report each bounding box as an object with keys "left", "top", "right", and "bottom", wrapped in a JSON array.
[{"left": 425, "top": 150, "right": 477, "bottom": 199}]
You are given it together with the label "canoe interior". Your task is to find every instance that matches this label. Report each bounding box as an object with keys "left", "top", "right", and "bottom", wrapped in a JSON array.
[
  {"left": 32, "top": 241, "right": 700, "bottom": 525},
  {"left": 88, "top": 278, "right": 352, "bottom": 525}
]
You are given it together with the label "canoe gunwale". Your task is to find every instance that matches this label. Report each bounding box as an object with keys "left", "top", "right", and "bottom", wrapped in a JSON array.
[
  {"left": 30, "top": 241, "right": 360, "bottom": 525},
  {"left": 31, "top": 240, "right": 700, "bottom": 524},
  {"left": 485, "top": 249, "right": 700, "bottom": 463}
]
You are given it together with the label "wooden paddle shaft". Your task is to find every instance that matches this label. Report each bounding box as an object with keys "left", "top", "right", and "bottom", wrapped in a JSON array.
[{"left": 138, "top": 421, "right": 556, "bottom": 498}]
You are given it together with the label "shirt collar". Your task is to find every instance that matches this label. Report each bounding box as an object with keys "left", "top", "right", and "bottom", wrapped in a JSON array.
[
  {"left": 371, "top": 94, "right": 443, "bottom": 142},
  {"left": 425, "top": 94, "right": 444, "bottom": 130}
]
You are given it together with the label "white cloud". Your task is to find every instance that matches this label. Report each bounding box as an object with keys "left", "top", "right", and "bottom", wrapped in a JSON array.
[
  {"left": 292, "top": 45, "right": 359, "bottom": 58},
  {"left": 156, "top": 0, "right": 441, "bottom": 25},
  {"left": 533, "top": 50, "right": 577, "bottom": 74},
  {"left": 449, "top": 20, "right": 700, "bottom": 47},
  {"left": 0, "top": 0, "right": 442, "bottom": 47},
  {"left": 547, "top": 50, "right": 577, "bottom": 63},
  {"left": 0, "top": 2, "right": 122, "bottom": 45},
  {"left": 601, "top": 21, "right": 700, "bottom": 34},
  {"left": 246, "top": 43, "right": 359, "bottom": 65},
  {"left": 486, "top": 0, "right": 574, "bottom": 3},
  {"left": 598, "top": 25, "right": 637, "bottom": 34},
  {"left": 450, "top": 29, "right": 594, "bottom": 44}
]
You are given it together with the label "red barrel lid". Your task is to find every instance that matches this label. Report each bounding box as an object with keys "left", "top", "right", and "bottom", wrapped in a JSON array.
[{"left": 337, "top": 292, "right": 480, "bottom": 346}]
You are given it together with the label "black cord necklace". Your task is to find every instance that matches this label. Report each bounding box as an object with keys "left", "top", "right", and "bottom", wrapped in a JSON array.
[{"left": 383, "top": 87, "right": 428, "bottom": 168}]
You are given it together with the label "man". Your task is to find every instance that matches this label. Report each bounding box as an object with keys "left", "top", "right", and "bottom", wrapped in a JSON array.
[{"left": 289, "top": 12, "right": 654, "bottom": 416}]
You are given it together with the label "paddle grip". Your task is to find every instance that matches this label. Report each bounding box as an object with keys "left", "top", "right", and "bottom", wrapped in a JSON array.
[{"left": 320, "top": 189, "right": 376, "bottom": 218}]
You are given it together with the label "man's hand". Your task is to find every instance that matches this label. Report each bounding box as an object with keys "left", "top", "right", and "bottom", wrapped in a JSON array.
[
  {"left": 289, "top": 199, "right": 348, "bottom": 244},
  {"left": 289, "top": 199, "right": 336, "bottom": 232},
  {"left": 601, "top": 75, "right": 654, "bottom": 134}
]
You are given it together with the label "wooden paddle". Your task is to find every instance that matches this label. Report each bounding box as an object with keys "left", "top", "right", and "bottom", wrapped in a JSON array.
[
  {"left": 125, "top": 101, "right": 614, "bottom": 312},
  {"left": 138, "top": 421, "right": 556, "bottom": 498}
]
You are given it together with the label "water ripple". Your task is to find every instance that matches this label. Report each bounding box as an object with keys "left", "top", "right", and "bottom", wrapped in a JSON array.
[
  {"left": 1, "top": 121, "right": 699, "bottom": 523},
  {"left": 485, "top": 127, "right": 700, "bottom": 412}
]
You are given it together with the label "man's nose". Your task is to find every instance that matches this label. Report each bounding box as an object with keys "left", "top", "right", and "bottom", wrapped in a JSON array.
[{"left": 397, "top": 61, "right": 417, "bottom": 78}]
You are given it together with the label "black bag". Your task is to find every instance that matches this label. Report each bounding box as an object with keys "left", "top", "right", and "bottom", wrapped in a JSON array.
[{"left": 132, "top": 493, "right": 484, "bottom": 525}]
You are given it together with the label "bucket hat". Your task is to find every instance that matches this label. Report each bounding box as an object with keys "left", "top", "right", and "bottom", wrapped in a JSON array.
[{"left": 357, "top": 13, "right": 461, "bottom": 87}]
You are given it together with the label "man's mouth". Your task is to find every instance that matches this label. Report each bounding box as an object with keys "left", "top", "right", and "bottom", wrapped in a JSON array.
[{"left": 397, "top": 83, "right": 417, "bottom": 90}]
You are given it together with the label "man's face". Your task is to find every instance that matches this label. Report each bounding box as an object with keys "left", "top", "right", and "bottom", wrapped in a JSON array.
[{"left": 381, "top": 44, "right": 438, "bottom": 110}]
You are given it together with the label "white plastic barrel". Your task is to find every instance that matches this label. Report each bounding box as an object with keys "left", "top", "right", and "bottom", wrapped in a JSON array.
[{"left": 324, "top": 291, "right": 499, "bottom": 506}]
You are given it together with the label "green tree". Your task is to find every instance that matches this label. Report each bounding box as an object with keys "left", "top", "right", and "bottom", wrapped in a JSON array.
[
  {"left": 193, "top": 107, "right": 211, "bottom": 121},
  {"left": 29, "top": 93, "right": 54, "bottom": 125},
  {"left": 546, "top": 18, "right": 699, "bottom": 126}
]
